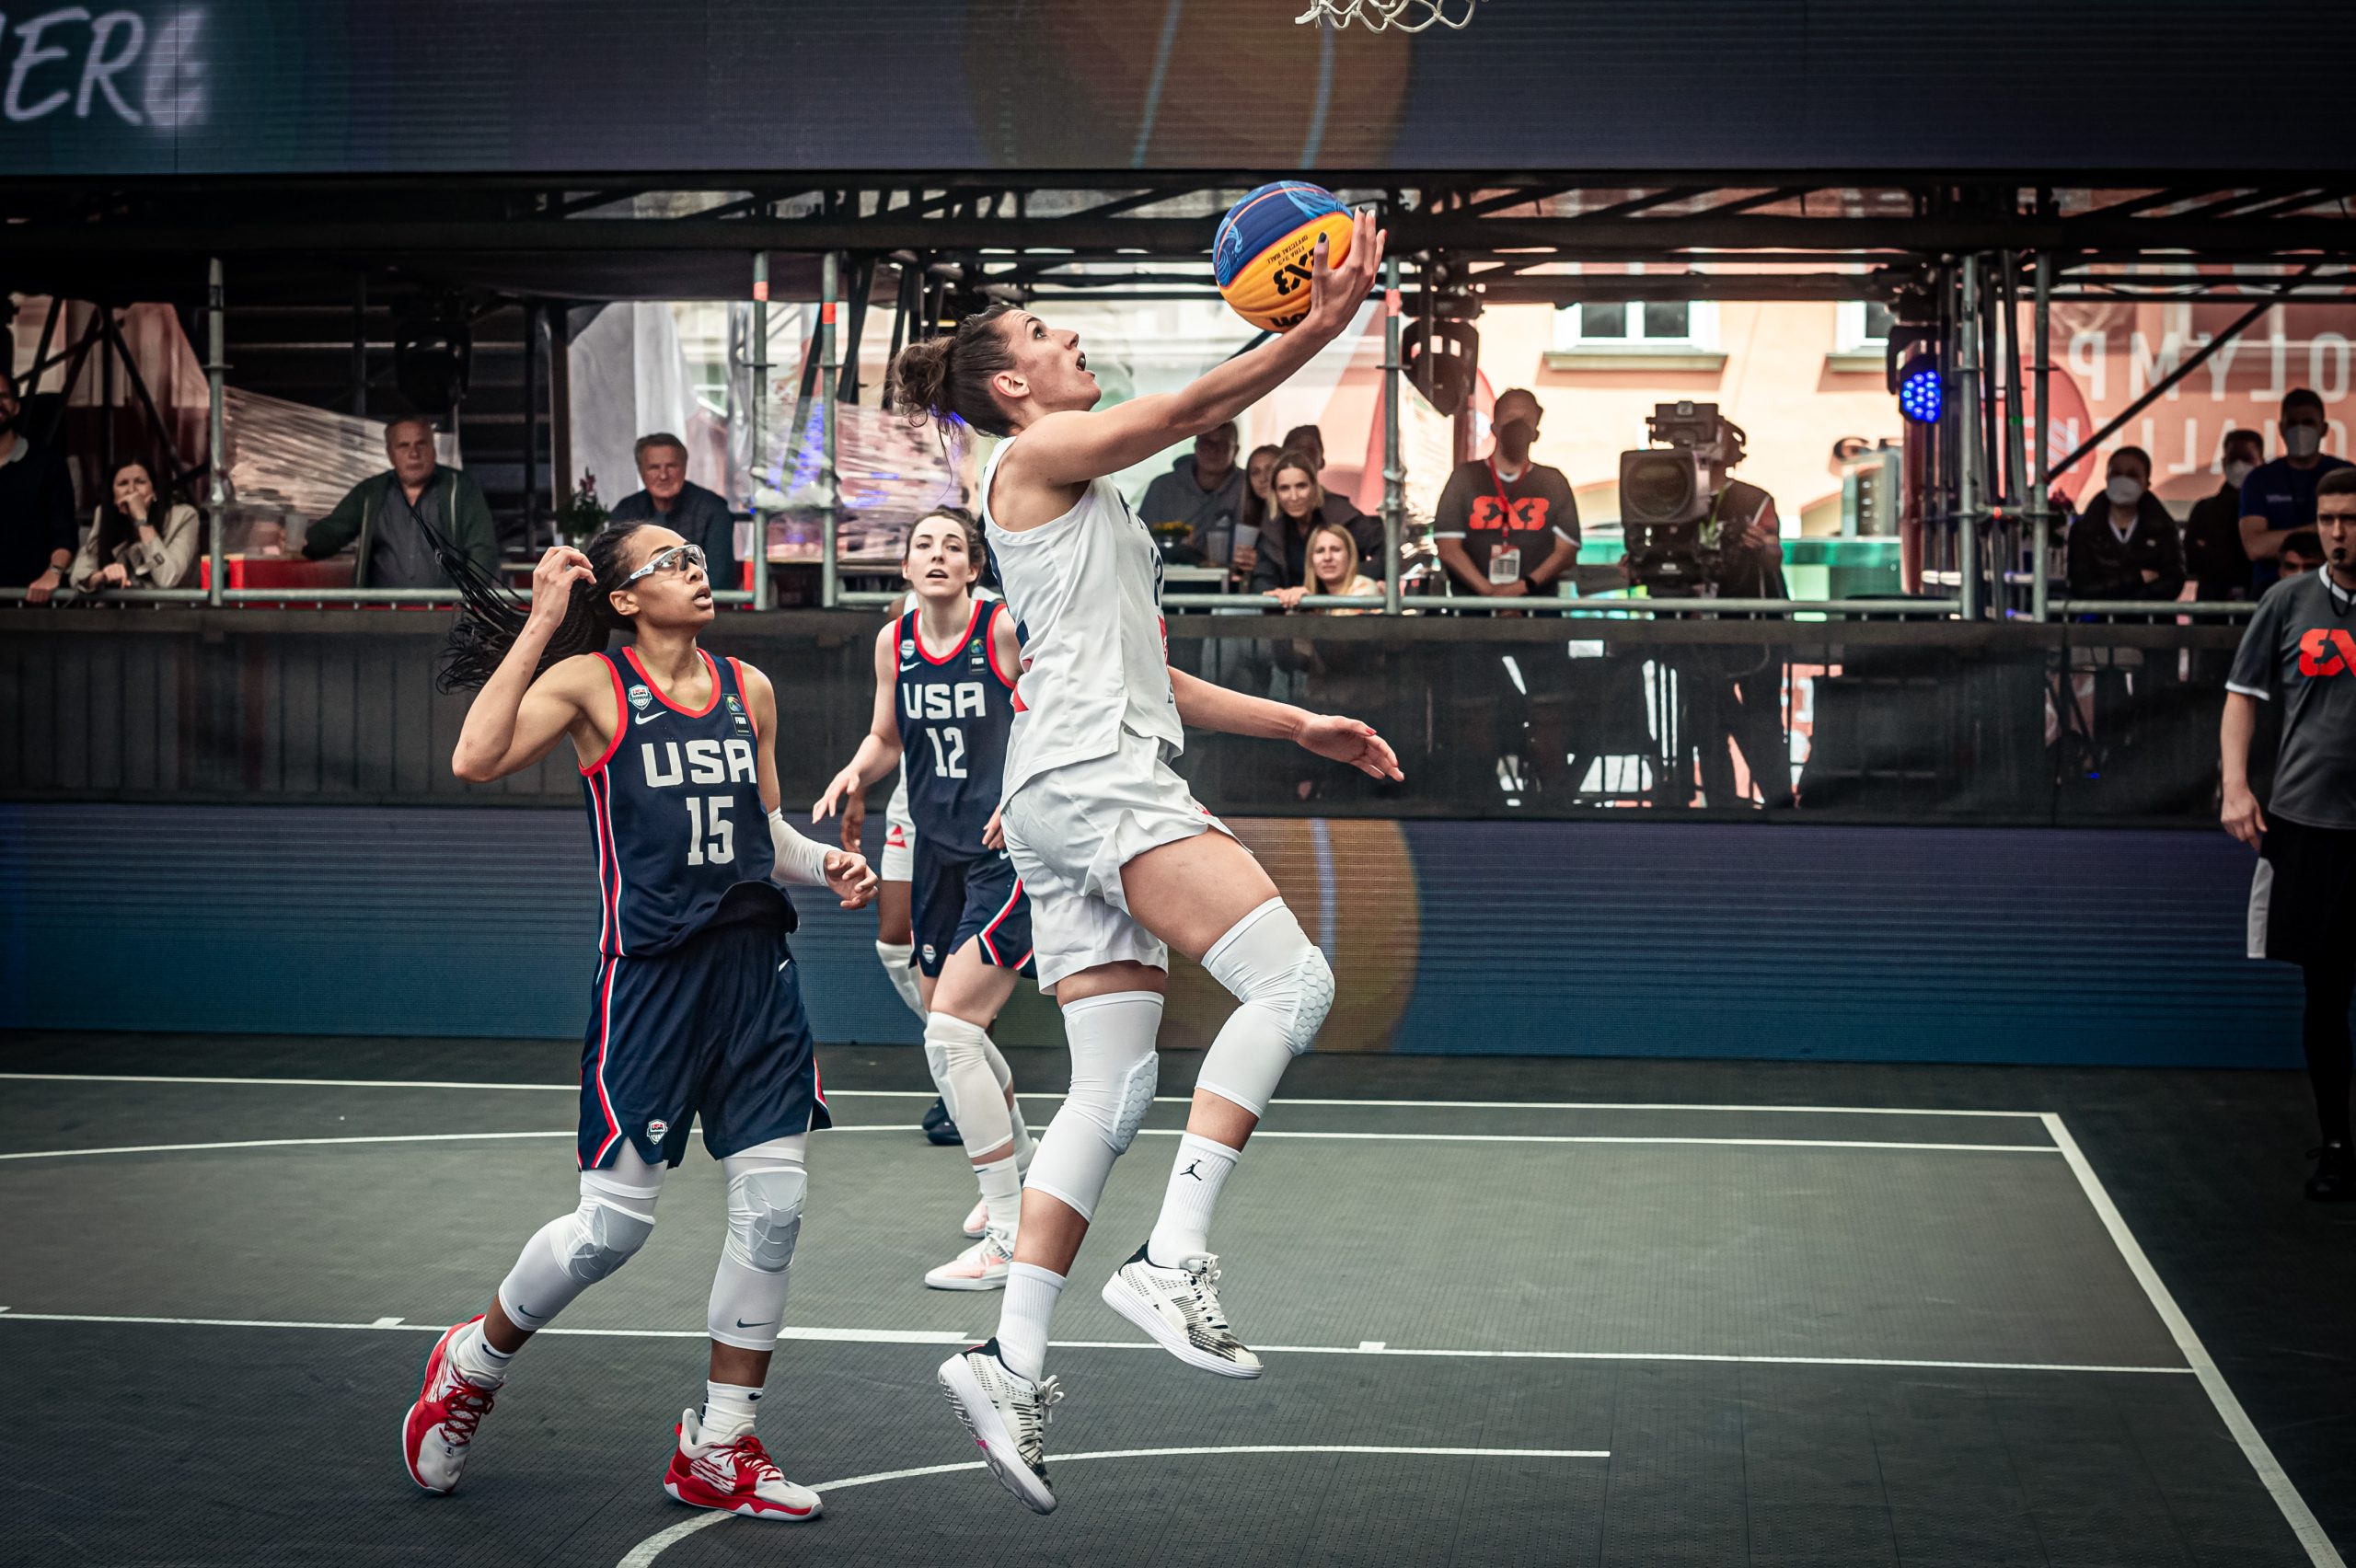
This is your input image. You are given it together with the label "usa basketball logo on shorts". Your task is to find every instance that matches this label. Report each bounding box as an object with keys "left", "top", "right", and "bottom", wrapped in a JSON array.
[
  {"left": 628, "top": 684, "right": 653, "bottom": 713},
  {"left": 646, "top": 1118, "right": 669, "bottom": 1140}
]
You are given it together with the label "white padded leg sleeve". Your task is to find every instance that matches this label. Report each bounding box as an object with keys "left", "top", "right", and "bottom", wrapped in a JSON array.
[
  {"left": 926, "top": 1012, "right": 1015, "bottom": 1159},
  {"left": 978, "top": 1031, "right": 1035, "bottom": 1163},
  {"left": 496, "top": 1146, "right": 664, "bottom": 1332},
  {"left": 708, "top": 1143, "right": 807, "bottom": 1350},
  {"left": 876, "top": 940, "right": 927, "bottom": 1022},
  {"left": 1194, "top": 898, "right": 1334, "bottom": 1117},
  {"left": 1023, "top": 990, "right": 1162, "bottom": 1223}
]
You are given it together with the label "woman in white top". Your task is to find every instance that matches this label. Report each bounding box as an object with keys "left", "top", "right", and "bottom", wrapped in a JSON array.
[
  {"left": 71, "top": 459, "right": 202, "bottom": 593},
  {"left": 889, "top": 210, "right": 1396, "bottom": 1514}
]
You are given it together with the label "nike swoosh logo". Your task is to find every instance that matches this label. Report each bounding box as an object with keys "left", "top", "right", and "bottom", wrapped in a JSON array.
[
  {"left": 634, "top": 712, "right": 662, "bottom": 725},
  {"left": 735, "top": 1318, "right": 777, "bottom": 1329}
]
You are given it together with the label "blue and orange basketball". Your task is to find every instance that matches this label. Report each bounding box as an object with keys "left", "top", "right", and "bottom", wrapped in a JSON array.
[{"left": 1214, "top": 181, "right": 1354, "bottom": 332}]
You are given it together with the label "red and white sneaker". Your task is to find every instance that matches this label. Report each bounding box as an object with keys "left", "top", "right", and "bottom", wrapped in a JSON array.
[
  {"left": 961, "top": 1196, "right": 989, "bottom": 1239},
  {"left": 663, "top": 1408, "right": 822, "bottom": 1522},
  {"left": 401, "top": 1317, "right": 501, "bottom": 1494}
]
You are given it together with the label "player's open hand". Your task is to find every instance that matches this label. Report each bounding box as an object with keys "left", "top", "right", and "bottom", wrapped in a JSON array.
[
  {"left": 2221, "top": 779, "right": 2267, "bottom": 848},
  {"left": 528, "top": 545, "right": 595, "bottom": 626},
  {"left": 1301, "top": 207, "right": 1387, "bottom": 342},
  {"left": 812, "top": 767, "right": 861, "bottom": 824},
  {"left": 822, "top": 848, "right": 880, "bottom": 909},
  {"left": 1297, "top": 712, "right": 1403, "bottom": 781}
]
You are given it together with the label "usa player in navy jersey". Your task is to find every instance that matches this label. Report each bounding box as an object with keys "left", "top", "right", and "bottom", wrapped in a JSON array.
[
  {"left": 816, "top": 508, "right": 1039, "bottom": 1291},
  {"left": 402, "top": 525, "right": 877, "bottom": 1522}
]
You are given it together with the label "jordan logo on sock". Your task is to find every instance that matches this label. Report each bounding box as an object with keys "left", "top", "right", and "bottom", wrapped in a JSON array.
[{"left": 1180, "top": 1159, "right": 1205, "bottom": 1182}]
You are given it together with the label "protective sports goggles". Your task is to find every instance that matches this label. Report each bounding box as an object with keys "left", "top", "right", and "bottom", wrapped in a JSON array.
[{"left": 620, "top": 542, "right": 709, "bottom": 586}]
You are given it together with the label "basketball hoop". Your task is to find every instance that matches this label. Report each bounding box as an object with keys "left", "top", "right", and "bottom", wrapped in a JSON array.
[{"left": 1294, "top": 0, "right": 1480, "bottom": 31}]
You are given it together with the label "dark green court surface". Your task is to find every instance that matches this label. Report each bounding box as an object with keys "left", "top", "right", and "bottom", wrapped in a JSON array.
[{"left": 1, "top": 1036, "right": 2348, "bottom": 1567}]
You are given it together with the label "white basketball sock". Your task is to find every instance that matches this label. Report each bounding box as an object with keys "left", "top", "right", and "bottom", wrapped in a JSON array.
[
  {"left": 996, "top": 1262, "right": 1065, "bottom": 1383},
  {"left": 976, "top": 1152, "right": 1023, "bottom": 1239},
  {"left": 700, "top": 1380, "right": 761, "bottom": 1442},
  {"left": 449, "top": 1318, "right": 514, "bottom": 1388},
  {"left": 875, "top": 940, "right": 926, "bottom": 1022},
  {"left": 1148, "top": 1132, "right": 1241, "bottom": 1266}
]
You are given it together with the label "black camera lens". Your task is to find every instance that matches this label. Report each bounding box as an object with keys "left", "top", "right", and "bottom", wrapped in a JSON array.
[{"left": 1623, "top": 453, "right": 1696, "bottom": 521}]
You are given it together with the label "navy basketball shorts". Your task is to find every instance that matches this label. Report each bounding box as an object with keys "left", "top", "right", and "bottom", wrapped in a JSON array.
[
  {"left": 912, "top": 839, "right": 1035, "bottom": 979},
  {"left": 576, "top": 917, "right": 831, "bottom": 1170}
]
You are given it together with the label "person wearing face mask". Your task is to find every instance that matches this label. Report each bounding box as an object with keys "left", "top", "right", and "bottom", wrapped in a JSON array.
[
  {"left": 2066, "top": 446, "right": 2186, "bottom": 610},
  {"left": 70, "top": 458, "right": 202, "bottom": 593},
  {"left": 0, "top": 366, "right": 80, "bottom": 605},
  {"left": 2239, "top": 388, "right": 2351, "bottom": 586},
  {"left": 1432, "top": 388, "right": 1581, "bottom": 604},
  {"left": 2183, "top": 429, "right": 2263, "bottom": 602}
]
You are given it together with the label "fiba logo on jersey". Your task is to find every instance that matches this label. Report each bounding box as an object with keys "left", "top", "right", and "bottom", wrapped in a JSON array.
[
  {"left": 628, "top": 684, "right": 653, "bottom": 713},
  {"left": 724, "top": 694, "right": 752, "bottom": 735}
]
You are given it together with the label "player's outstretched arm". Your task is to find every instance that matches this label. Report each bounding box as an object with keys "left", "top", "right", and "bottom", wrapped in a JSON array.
[
  {"left": 1008, "top": 211, "right": 1386, "bottom": 490},
  {"left": 814, "top": 623, "right": 907, "bottom": 823},
  {"left": 451, "top": 547, "right": 600, "bottom": 782},
  {"left": 742, "top": 662, "right": 879, "bottom": 908},
  {"left": 1169, "top": 667, "right": 1403, "bottom": 781}
]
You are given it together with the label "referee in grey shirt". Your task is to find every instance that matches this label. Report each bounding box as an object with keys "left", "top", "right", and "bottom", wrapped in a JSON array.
[{"left": 2223, "top": 466, "right": 2356, "bottom": 1201}]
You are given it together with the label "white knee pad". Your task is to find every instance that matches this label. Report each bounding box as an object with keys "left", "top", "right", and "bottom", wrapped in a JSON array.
[
  {"left": 497, "top": 1181, "right": 658, "bottom": 1332},
  {"left": 924, "top": 1013, "right": 1014, "bottom": 1156},
  {"left": 710, "top": 1157, "right": 806, "bottom": 1349},
  {"left": 1023, "top": 989, "right": 1162, "bottom": 1223},
  {"left": 1195, "top": 899, "right": 1334, "bottom": 1117}
]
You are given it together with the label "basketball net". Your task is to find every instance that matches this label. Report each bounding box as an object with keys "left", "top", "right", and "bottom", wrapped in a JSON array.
[{"left": 1294, "top": 0, "right": 1480, "bottom": 30}]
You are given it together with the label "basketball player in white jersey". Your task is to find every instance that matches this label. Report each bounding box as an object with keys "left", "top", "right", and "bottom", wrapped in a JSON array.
[{"left": 886, "top": 209, "right": 1394, "bottom": 1512}]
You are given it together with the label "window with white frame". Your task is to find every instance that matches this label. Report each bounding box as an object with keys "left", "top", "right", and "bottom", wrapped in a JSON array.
[
  {"left": 1835, "top": 300, "right": 1894, "bottom": 355},
  {"left": 1552, "top": 265, "right": 1717, "bottom": 352}
]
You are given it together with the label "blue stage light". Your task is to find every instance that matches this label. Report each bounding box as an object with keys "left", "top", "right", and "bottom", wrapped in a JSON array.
[{"left": 1898, "top": 364, "right": 1943, "bottom": 424}]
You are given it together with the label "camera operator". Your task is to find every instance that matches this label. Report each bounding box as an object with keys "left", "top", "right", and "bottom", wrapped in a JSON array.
[{"left": 1623, "top": 414, "right": 1790, "bottom": 808}]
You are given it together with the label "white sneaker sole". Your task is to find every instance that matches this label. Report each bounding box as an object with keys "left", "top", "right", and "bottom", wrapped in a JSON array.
[
  {"left": 924, "top": 1268, "right": 1011, "bottom": 1292},
  {"left": 1100, "top": 1274, "right": 1265, "bottom": 1379},
  {"left": 937, "top": 1356, "right": 1056, "bottom": 1515},
  {"left": 661, "top": 1478, "right": 822, "bottom": 1521}
]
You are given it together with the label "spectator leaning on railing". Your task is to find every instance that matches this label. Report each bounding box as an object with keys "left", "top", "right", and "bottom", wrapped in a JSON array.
[
  {"left": 608, "top": 432, "right": 735, "bottom": 585},
  {"left": 2067, "top": 445, "right": 2186, "bottom": 606},
  {"left": 1265, "top": 518, "right": 1381, "bottom": 613},
  {"left": 1433, "top": 387, "right": 1579, "bottom": 603},
  {"left": 301, "top": 415, "right": 496, "bottom": 589},
  {"left": 0, "top": 365, "right": 79, "bottom": 604},
  {"left": 71, "top": 458, "right": 201, "bottom": 594},
  {"left": 1137, "top": 420, "right": 1249, "bottom": 567}
]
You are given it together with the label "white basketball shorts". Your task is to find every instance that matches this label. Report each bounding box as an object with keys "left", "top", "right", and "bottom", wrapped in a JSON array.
[
  {"left": 1000, "top": 725, "right": 1237, "bottom": 988},
  {"left": 882, "top": 773, "right": 916, "bottom": 883}
]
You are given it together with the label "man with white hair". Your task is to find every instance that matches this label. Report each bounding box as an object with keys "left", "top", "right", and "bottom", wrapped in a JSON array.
[{"left": 303, "top": 415, "right": 497, "bottom": 587}]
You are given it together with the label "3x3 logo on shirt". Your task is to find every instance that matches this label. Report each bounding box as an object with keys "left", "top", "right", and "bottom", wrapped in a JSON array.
[
  {"left": 2298, "top": 628, "right": 2356, "bottom": 678},
  {"left": 1469, "top": 496, "right": 1552, "bottom": 531}
]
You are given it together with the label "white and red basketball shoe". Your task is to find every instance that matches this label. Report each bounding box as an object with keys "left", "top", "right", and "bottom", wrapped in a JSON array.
[
  {"left": 663, "top": 1408, "right": 822, "bottom": 1521},
  {"left": 925, "top": 1228, "right": 1014, "bottom": 1291},
  {"left": 401, "top": 1316, "right": 502, "bottom": 1494},
  {"left": 961, "top": 1196, "right": 990, "bottom": 1239}
]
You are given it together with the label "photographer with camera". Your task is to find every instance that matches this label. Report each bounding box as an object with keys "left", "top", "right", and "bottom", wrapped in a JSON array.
[{"left": 1620, "top": 404, "right": 1790, "bottom": 808}]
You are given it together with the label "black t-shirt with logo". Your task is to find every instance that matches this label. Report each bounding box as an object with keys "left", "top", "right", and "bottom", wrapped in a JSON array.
[
  {"left": 2228, "top": 569, "right": 2356, "bottom": 828},
  {"left": 1435, "top": 459, "right": 1579, "bottom": 577}
]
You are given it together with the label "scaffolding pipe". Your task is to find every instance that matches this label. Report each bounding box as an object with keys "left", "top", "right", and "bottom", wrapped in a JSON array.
[
  {"left": 205, "top": 258, "right": 227, "bottom": 608},
  {"left": 2031, "top": 253, "right": 2052, "bottom": 623},
  {"left": 1957, "top": 255, "right": 1981, "bottom": 620},
  {"left": 1999, "top": 251, "right": 2030, "bottom": 618},
  {"left": 751, "top": 251, "right": 770, "bottom": 611},
  {"left": 1381, "top": 252, "right": 1404, "bottom": 617},
  {"left": 820, "top": 251, "right": 842, "bottom": 610}
]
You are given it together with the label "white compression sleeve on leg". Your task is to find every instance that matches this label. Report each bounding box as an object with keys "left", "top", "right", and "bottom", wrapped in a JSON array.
[
  {"left": 926, "top": 1012, "right": 1015, "bottom": 1159},
  {"left": 875, "top": 940, "right": 927, "bottom": 1022},
  {"left": 708, "top": 1142, "right": 808, "bottom": 1350},
  {"left": 1022, "top": 990, "right": 1162, "bottom": 1223},
  {"left": 979, "top": 1031, "right": 1035, "bottom": 1164},
  {"left": 496, "top": 1146, "right": 665, "bottom": 1333},
  {"left": 767, "top": 808, "right": 834, "bottom": 887},
  {"left": 1194, "top": 898, "right": 1334, "bottom": 1117}
]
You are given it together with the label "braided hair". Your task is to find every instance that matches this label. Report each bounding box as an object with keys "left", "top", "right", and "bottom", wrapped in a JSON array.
[{"left": 436, "top": 523, "right": 650, "bottom": 693}]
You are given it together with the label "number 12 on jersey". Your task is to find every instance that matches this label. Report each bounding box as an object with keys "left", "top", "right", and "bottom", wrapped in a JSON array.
[
  {"left": 685, "top": 794, "right": 735, "bottom": 865},
  {"left": 924, "top": 725, "right": 967, "bottom": 779}
]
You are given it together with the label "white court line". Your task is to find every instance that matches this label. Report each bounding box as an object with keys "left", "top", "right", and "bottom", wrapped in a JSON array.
[
  {"left": 0, "top": 1128, "right": 2054, "bottom": 1162},
  {"left": 617, "top": 1444, "right": 1610, "bottom": 1567},
  {"left": 0, "top": 1073, "right": 2047, "bottom": 1119},
  {"left": 2042, "top": 1113, "right": 2344, "bottom": 1568},
  {"left": 0, "top": 1309, "right": 2195, "bottom": 1377}
]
